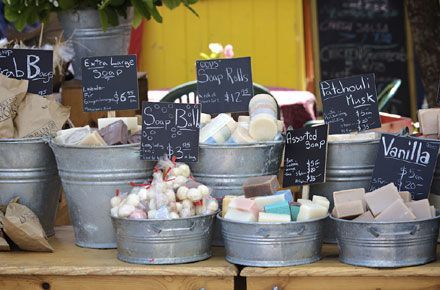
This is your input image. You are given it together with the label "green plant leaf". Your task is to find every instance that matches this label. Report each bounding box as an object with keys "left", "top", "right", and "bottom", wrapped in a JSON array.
[
  {"left": 146, "top": 0, "right": 163, "bottom": 22},
  {"left": 131, "top": 0, "right": 152, "bottom": 20},
  {"left": 58, "top": 0, "right": 76, "bottom": 10},
  {"left": 162, "top": 0, "right": 181, "bottom": 9},
  {"left": 110, "top": 0, "right": 126, "bottom": 6},
  {"left": 98, "top": 9, "right": 109, "bottom": 32},
  {"left": 183, "top": 2, "right": 199, "bottom": 17},
  {"left": 132, "top": 8, "right": 143, "bottom": 28},
  {"left": 105, "top": 7, "right": 120, "bottom": 26},
  {"left": 378, "top": 79, "right": 401, "bottom": 111}
]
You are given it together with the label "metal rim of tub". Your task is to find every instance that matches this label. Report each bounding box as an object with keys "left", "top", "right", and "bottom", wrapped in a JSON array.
[
  {"left": 0, "top": 137, "right": 48, "bottom": 143},
  {"left": 112, "top": 212, "right": 217, "bottom": 265},
  {"left": 330, "top": 213, "right": 440, "bottom": 268},
  {"left": 199, "top": 139, "right": 284, "bottom": 148},
  {"left": 50, "top": 141, "right": 141, "bottom": 149},
  {"left": 218, "top": 213, "right": 328, "bottom": 267}
]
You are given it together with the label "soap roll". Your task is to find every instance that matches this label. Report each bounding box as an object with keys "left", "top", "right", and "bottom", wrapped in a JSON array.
[
  {"left": 249, "top": 114, "right": 278, "bottom": 141},
  {"left": 200, "top": 113, "right": 212, "bottom": 128},
  {"left": 227, "top": 126, "right": 255, "bottom": 144},
  {"left": 200, "top": 113, "right": 237, "bottom": 143},
  {"left": 249, "top": 94, "right": 278, "bottom": 113}
]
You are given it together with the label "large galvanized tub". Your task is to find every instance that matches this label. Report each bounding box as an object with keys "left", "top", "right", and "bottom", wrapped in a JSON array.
[
  {"left": 331, "top": 212, "right": 440, "bottom": 268},
  {"left": 112, "top": 213, "right": 216, "bottom": 264},
  {"left": 50, "top": 142, "right": 153, "bottom": 248},
  {"left": 190, "top": 141, "right": 284, "bottom": 246},
  {"left": 219, "top": 214, "right": 326, "bottom": 267},
  {"left": 0, "top": 138, "right": 61, "bottom": 236},
  {"left": 428, "top": 139, "right": 440, "bottom": 196},
  {"left": 310, "top": 134, "right": 380, "bottom": 243}
]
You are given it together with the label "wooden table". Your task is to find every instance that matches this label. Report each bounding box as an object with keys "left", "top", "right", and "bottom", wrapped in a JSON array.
[
  {"left": 241, "top": 244, "right": 440, "bottom": 290},
  {"left": 0, "top": 226, "right": 237, "bottom": 290}
]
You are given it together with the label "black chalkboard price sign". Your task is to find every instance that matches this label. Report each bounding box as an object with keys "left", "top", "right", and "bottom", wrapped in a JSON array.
[
  {"left": 320, "top": 73, "right": 381, "bottom": 134},
  {"left": 81, "top": 55, "right": 139, "bottom": 112},
  {"left": 196, "top": 57, "right": 253, "bottom": 114},
  {"left": 0, "top": 48, "right": 53, "bottom": 96},
  {"left": 282, "top": 124, "right": 329, "bottom": 187},
  {"left": 370, "top": 134, "right": 440, "bottom": 200},
  {"left": 141, "top": 102, "right": 201, "bottom": 162}
]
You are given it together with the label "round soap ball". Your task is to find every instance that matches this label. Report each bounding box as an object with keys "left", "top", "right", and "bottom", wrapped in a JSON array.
[
  {"left": 110, "top": 196, "right": 122, "bottom": 208},
  {"left": 187, "top": 188, "right": 203, "bottom": 202},
  {"left": 169, "top": 212, "right": 180, "bottom": 219},
  {"left": 198, "top": 185, "right": 210, "bottom": 196},
  {"left": 118, "top": 204, "right": 135, "bottom": 218},
  {"left": 178, "top": 164, "right": 191, "bottom": 178},
  {"left": 125, "top": 193, "right": 140, "bottom": 207},
  {"left": 176, "top": 186, "right": 189, "bottom": 200}
]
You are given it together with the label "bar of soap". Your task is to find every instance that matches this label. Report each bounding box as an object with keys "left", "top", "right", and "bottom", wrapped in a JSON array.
[
  {"left": 78, "top": 131, "right": 107, "bottom": 146},
  {"left": 418, "top": 108, "right": 440, "bottom": 135},
  {"left": 98, "top": 117, "right": 138, "bottom": 133},
  {"left": 334, "top": 200, "right": 365, "bottom": 219},
  {"left": 224, "top": 208, "right": 257, "bottom": 222},
  {"left": 98, "top": 120, "right": 129, "bottom": 145},
  {"left": 253, "top": 194, "right": 285, "bottom": 209},
  {"left": 399, "top": 191, "right": 412, "bottom": 203},
  {"left": 354, "top": 211, "right": 374, "bottom": 222},
  {"left": 312, "top": 195, "right": 330, "bottom": 211},
  {"left": 128, "top": 130, "right": 141, "bottom": 144},
  {"left": 275, "top": 189, "right": 293, "bottom": 203},
  {"left": 227, "top": 126, "right": 255, "bottom": 144},
  {"left": 333, "top": 188, "right": 366, "bottom": 211},
  {"left": 264, "top": 201, "right": 290, "bottom": 215},
  {"left": 201, "top": 113, "right": 211, "bottom": 126},
  {"left": 290, "top": 205, "right": 300, "bottom": 221},
  {"left": 222, "top": 195, "right": 238, "bottom": 217},
  {"left": 375, "top": 199, "right": 416, "bottom": 222},
  {"left": 55, "top": 126, "right": 92, "bottom": 145},
  {"left": 228, "top": 197, "right": 259, "bottom": 218},
  {"left": 200, "top": 113, "right": 237, "bottom": 143},
  {"left": 297, "top": 199, "right": 313, "bottom": 205},
  {"left": 243, "top": 175, "right": 280, "bottom": 198},
  {"left": 297, "top": 203, "right": 328, "bottom": 221},
  {"left": 406, "top": 199, "right": 432, "bottom": 220},
  {"left": 258, "top": 212, "right": 291, "bottom": 223},
  {"left": 249, "top": 114, "right": 278, "bottom": 141},
  {"left": 238, "top": 116, "right": 250, "bottom": 123},
  {"left": 365, "top": 183, "right": 401, "bottom": 216}
]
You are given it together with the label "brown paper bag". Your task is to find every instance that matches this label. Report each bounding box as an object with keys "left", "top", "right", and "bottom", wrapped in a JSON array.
[
  {"left": 0, "top": 74, "right": 28, "bottom": 138},
  {"left": 3, "top": 202, "right": 53, "bottom": 252},
  {"left": 14, "top": 93, "right": 70, "bottom": 138},
  {"left": 0, "top": 211, "right": 10, "bottom": 251}
]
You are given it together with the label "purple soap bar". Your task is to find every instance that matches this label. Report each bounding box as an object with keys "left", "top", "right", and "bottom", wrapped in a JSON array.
[
  {"left": 129, "top": 131, "right": 141, "bottom": 144},
  {"left": 98, "top": 120, "right": 129, "bottom": 145},
  {"left": 243, "top": 175, "right": 280, "bottom": 198}
]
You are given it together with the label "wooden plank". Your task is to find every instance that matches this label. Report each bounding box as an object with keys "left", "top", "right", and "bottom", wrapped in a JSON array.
[
  {"left": 0, "top": 226, "right": 237, "bottom": 277},
  {"left": 246, "top": 276, "right": 440, "bottom": 290},
  {"left": 241, "top": 244, "right": 440, "bottom": 277},
  {"left": 0, "top": 275, "right": 234, "bottom": 290}
]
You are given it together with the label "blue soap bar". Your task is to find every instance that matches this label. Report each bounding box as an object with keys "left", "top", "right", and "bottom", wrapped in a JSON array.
[
  {"left": 290, "top": 205, "right": 301, "bottom": 221},
  {"left": 275, "top": 189, "right": 293, "bottom": 203},
  {"left": 264, "top": 201, "right": 290, "bottom": 215}
]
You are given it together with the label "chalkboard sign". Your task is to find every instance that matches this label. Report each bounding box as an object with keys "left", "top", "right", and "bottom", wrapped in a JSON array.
[
  {"left": 316, "top": 0, "right": 412, "bottom": 117},
  {"left": 320, "top": 73, "right": 380, "bottom": 134},
  {"left": 370, "top": 134, "right": 440, "bottom": 200},
  {"left": 81, "top": 55, "right": 139, "bottom": 112},
  {"left": 141, "top": 102, "right": 201, "bottom": 162},
  {"left": 196, "top": 57, "right": 253, "bottom": 114},
  {"left": 0, "top": 48, "right": 53, "bottom": 96},
  {"left": 283, "top": 124, "right": 329, "bottom": 187}
]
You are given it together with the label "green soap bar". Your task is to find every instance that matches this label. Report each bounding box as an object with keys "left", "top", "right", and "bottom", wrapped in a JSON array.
[
  {"left": 264, "top": 201, "right": 290, "bottom": 215},
  {"left": 290, "top": 205, "right": 301, "bottom": 221}
]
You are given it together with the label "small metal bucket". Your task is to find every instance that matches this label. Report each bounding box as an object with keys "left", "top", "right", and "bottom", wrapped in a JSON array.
[
  {"left": 112, "top": 213, "right": 216, "bottom": 264},
  {"left": 331, "top": 212, "right": 440, "bottom": 268},
  {"left": 310, "top": 135, "right": 380, "bottom": 243},
  {"left": 50, "top": 141, "right": 153, "bottom": 248},
  {"left": 190, "top": 141, "right": 284, "bottom": 246},
  {"left": 219, "top": 214, "right": 326, "bottom": 267},
  {"left": 0, "top": 138, "right": 61, "bottom": 236}
]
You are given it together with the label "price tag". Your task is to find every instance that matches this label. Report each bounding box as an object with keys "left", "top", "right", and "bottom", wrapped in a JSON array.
[
  {"left": 196, "top": 57, "right": 253, "bottom": 114},
  {"left": 141, "top": 102, "right": 201, "bottom": 162},
  {"left": 0, "top": 48, "right": 53, "bottom": 96},
  {"left": 370, "top": 134, "right": 440, "bottom": 200},
  {"left": 320, "top": 73, "right": 381, "bottom": 134},
  {"left": 81, "top": 55, "right": 139, "bottom": 112},
  {"left": 282, "top": 124, "right": 329, "bottom": 186}
]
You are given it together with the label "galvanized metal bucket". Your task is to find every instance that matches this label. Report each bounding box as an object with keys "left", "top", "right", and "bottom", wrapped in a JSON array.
[
  {"left": 310, "top": 135, "right": 380, "bottom": 243},
  {"left": 58, "top": 9, "right": 133, "bottom": 80},
  {"left": 331, "top": 212, "right": 440, "bottom": 268},
  {"left": 112, "top": 212, "right": 216, "bottom": 264},
  {"left": 0, "top": 138, "right": 61, "bottom": 236},
  {"left": 427, "top": 139, "right": 440, "bottom": 196},
  {"left": 219, "top": 214, "right": 326, "bottom": 267},
  {"left": 50, "top": 141, "right": 153, "bottom": 248},
  {"left": 190, "top": 141, "right": 284, "bottom": 246}
]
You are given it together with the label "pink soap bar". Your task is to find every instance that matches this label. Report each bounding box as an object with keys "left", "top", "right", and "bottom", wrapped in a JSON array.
[
  {"left": 243, "top": 175, "right": 280, "bottom": 198},
  {"left": 406, "top": 199, "right": 432, "bottom": 220},
  {"left": 333, "top": 188, "right": 366, "bottom": 211},
  {"left": 418, "top": 108, "right": 440, "bottom": 135},
  {"left": 228, "top": 197, "right": 259, "bottom": 217},
  {"left": 365, "top": 183, "right": 401, "bottom": 216},
  {"left": 354, "top": 211, "right": 374, "bottom": 221},
  {"left": 334, "top": 200, "right": 365, "bottom": 219},
  {"left": 375, "top": 199, "right": 416, "bottom": 222}
]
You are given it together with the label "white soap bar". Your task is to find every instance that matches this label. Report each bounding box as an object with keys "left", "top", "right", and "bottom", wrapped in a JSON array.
[
  {"left": 249, "top": 114, "right": 278, "bottom": 141},
  {"left": 253, "top": 195, "right": 285, "bottom": 209},
  {"left": 258, "top": 212, "right": 291, "bottom": 223},
  {"left": 406, "top": 199, "right": 432, "bottom": 220},
  {"left": 201, "top": 113, "right": 211, "bottom": 125},
  {"left": 333, "top": 188, "right": 366, "bottom": 211},
  {"left": 418, "top": 108, "right": 440, "bottom": 135},
  {"left": 238, "top": 116, "right": 250, "bottom": 123},
  {"left": 312, "top": 195, "right": 330, "bottom": 211},
  {"left": 224, "top": 208, "right": 257, "bottom": 222},
  {"left": 98, "top": 117, "right": 138, "bottom": 133},
  {"left": 365, "top": 183, "right": 401, "bottom": 216},
  {"left": 297, "top": 203, "right": 328, "bottom": 221},
  {"left": 55, "top": 126, "right": 91, "bottom": 145},
  {"left": 228, "top": 126, "right": 255, "bottom": 144},
  {"left": 200, "top": 113, "right": 237, "bottom": 143},
  {"left": 78, "top": 131, "right": 107, "bottom": 146},
  {"left": 297, "top": 199, "right": 313, "bottom": 205}
]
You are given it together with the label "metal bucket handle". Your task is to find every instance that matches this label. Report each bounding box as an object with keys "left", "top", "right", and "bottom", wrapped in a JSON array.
[
  {"left": 150, "top": 221, "right": 196, "bottom": 234},
  {"left": 367, "top": 225, "right": 420, "bottom": 238},
  {"left": 257, "top": 225, "right": 305, "bottom": 238}
]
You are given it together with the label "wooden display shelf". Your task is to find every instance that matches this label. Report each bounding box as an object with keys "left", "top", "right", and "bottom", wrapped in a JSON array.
[
  {"left": 241, "top": 244, "right": 440, "bottom": 290},
  {"left": 0, "top": 226, "right": 237, "bottom": 290}
]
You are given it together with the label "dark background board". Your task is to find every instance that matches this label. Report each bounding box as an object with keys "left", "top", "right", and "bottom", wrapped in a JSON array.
[
  {"left": 0, "top": 48, "right": 53, "bottom": 95},
  {"left": 141, "top": 102, "right": 201, "bottom": 162},
  {"left": 317, "top": 0, "right": 411, "bottom": 116},
  {"left": 283, "top": 124, "right": 329, "bottom": 187},
  {"left": 196, "top": 57, "right": 253, "bottom": 114},
  {"left": 320, "top": 73, "right": 380, "bottom": 134},
  {"left": 370, "top": 134, "right": 440, "bottom": 200},
  {"left": 81, "top": 55, "right": 139, "bottom": 112}
]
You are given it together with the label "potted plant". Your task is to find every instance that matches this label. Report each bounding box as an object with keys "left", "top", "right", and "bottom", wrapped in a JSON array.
[{"left": 4, "top": 0, "right": 198, "bottom": 79}]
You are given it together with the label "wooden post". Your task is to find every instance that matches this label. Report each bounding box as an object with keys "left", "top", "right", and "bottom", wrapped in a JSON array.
[{"left": 107, "top": 111, "right": 116, "bottom": 118}]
